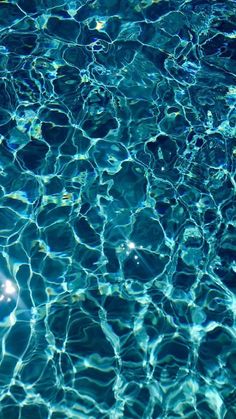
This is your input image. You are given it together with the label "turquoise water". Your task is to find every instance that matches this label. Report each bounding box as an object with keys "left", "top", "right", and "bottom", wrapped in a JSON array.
[{"left": 0, "top": 0, "right": 236, "bottom": 418}]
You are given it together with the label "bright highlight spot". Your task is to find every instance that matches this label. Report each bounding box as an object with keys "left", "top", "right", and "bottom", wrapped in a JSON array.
[
  {"left": 127, "top": 241, "right": 135, "bottom": 249},
  {"left": 4, "top": 280, "right": 16, "bottom": 295},
  {"left": 96, "top": 21, "right": 105, "bottom": 31}
]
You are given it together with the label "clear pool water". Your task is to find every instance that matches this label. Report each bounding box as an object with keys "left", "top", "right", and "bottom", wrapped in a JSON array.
[{"left": 0, "top": 0, "right": 236, "bottom": 418}]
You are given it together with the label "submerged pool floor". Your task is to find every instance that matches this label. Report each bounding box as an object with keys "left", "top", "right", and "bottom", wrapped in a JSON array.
[{"left": 0, "top": 0, "right": 236, "bottom": 418}]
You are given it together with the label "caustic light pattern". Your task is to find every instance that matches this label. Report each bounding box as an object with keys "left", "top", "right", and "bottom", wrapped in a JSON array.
[{"left": 0, "top": 0, "right": 236, "bottom": 418}]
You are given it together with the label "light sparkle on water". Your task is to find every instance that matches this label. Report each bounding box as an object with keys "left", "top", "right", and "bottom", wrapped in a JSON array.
[{"left": 127, "top": 241, "right": 135, "bottom": 250}]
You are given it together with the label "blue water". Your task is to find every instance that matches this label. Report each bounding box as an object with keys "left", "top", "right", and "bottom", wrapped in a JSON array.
[{"left": 0, "top": 0, "right": 236, "bottom": 418}]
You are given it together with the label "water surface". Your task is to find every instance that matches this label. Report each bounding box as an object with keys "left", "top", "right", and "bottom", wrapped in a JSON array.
[{"left": 0, "top": 0, "right": 236, "bottom": 418}]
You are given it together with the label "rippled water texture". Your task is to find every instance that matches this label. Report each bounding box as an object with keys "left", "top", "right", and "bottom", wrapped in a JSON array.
[{"left": 0, "top": 0, "right": 236, "bottom": 418}]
